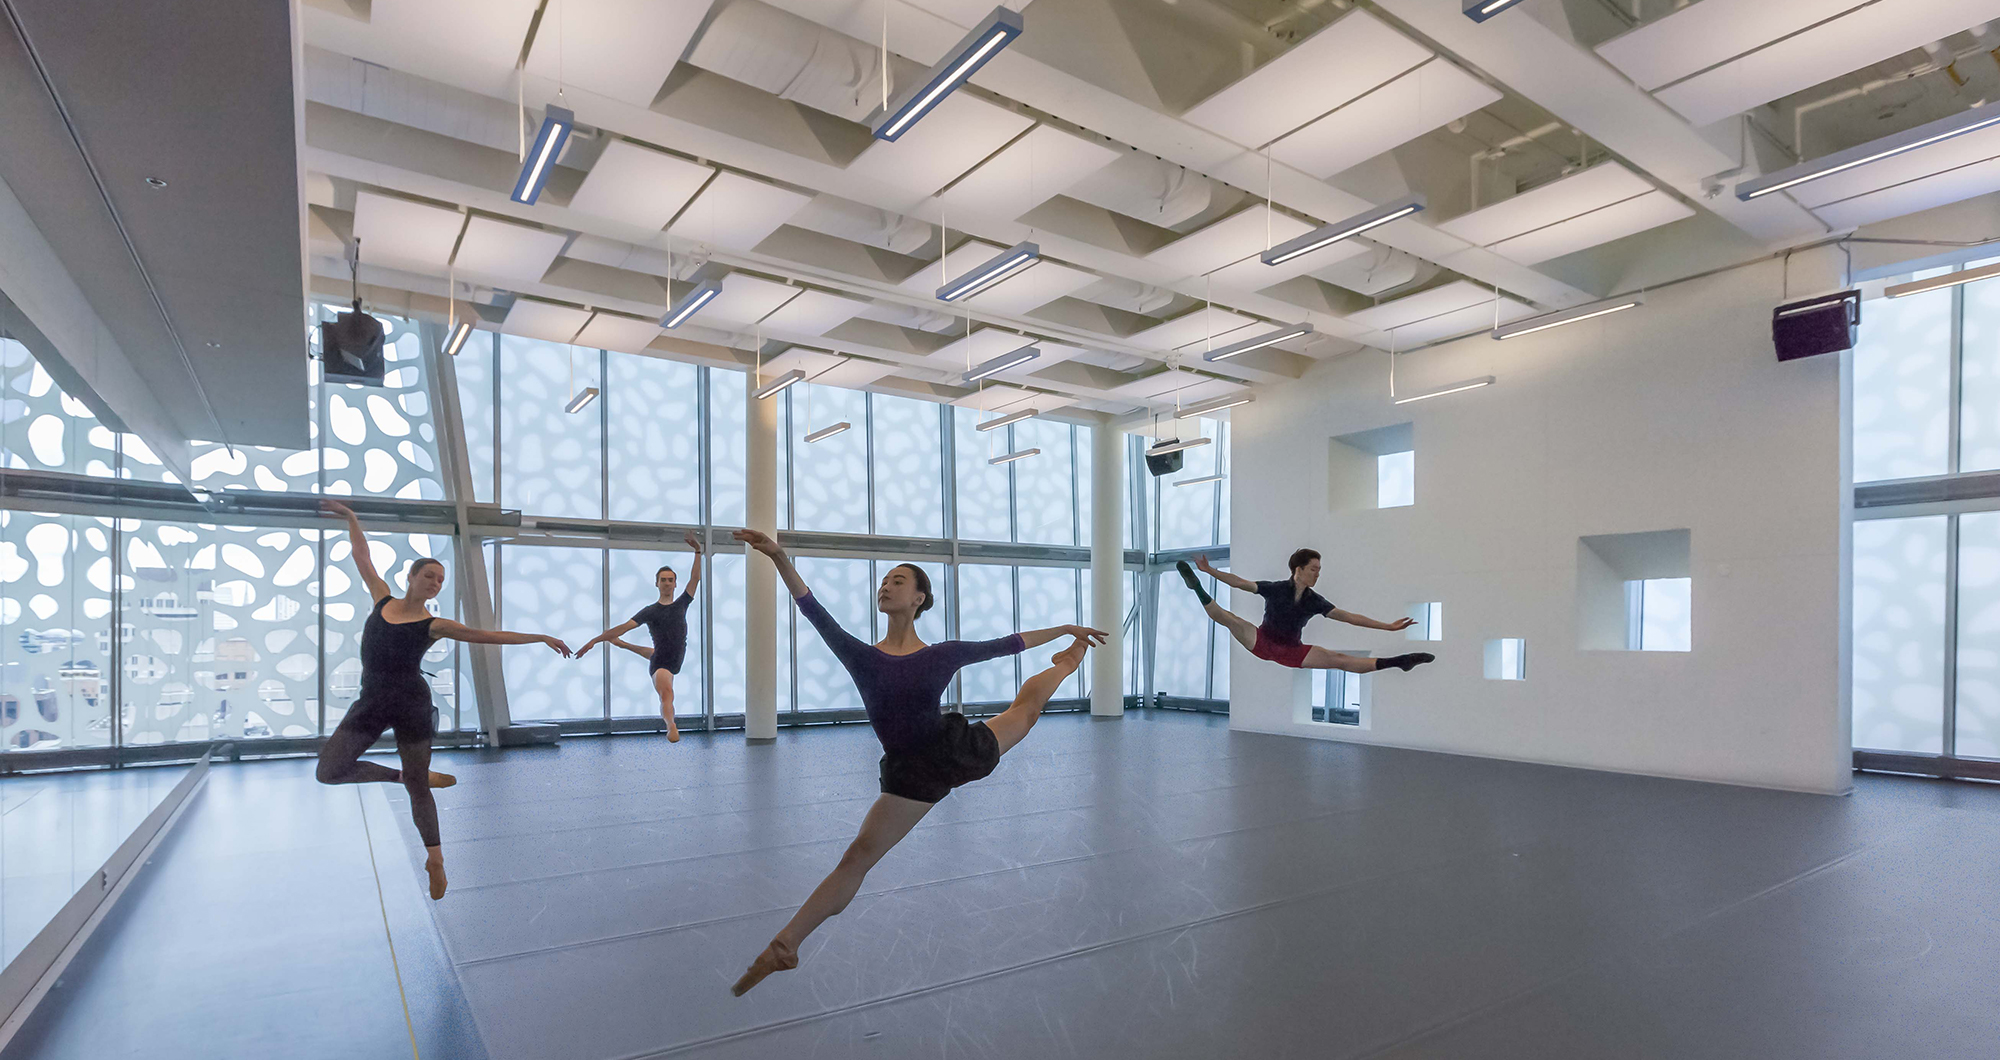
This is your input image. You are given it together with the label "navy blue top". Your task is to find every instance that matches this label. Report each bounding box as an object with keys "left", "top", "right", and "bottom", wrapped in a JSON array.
[
  {"left": 1254, "top": 580, "right": 1335, "bottom": 646},
  {"left": 631, "top": 592, "right": 695, "bottom": 673},
  {"left": 794, "top": 591, "right": 1025, "bottom": 754}
]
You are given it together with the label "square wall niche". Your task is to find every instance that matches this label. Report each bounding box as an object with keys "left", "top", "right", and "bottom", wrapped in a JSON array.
[
  {"left": 1484, "top": 638, "right": 1527, "bottom": 680},
  {"left": 1302, "top": 654, "right": 1371, "bottom": 727},
  {"left": 1577, "top": 529, "right": 1692, "bottom": 652},
  {"left": 1329, "top": 422, "right": 1414, "bottom": 511}
]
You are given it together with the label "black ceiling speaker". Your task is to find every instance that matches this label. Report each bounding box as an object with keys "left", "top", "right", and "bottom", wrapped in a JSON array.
[
  {"left": 1772, "top": 290, "right": 1860, "bottom": 362},
  {"left": 1145, "top": 447, "right": 1184, "bottom": 477},
  {"left": 321, "top": 238, "right": 386, "bottom": 386}
]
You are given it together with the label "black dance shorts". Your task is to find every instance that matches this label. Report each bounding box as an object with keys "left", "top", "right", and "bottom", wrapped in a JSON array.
[
  {"left": 879, "top": 712, "right": 1001, "bottom": 803},
  {"left": 333, "top": 684, "right": 436, "bottom": 743}
]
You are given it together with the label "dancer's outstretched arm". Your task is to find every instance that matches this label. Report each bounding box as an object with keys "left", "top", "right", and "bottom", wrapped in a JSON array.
[
  {"left": 682, "top": 531, "right": 704, "bottom": 597},
  {"left": 733, "top": 529, "right": 809, "bottom": 598},
  {"left": 1016, "top": 624, "right": 1108, "bottom": 650},
  {"left": 431, "top": 619, "right": 573, "bottom": 656},
  {"left": 577, "top": 619, "right": 639, "bottom": 658},
  {"left": 1193, "top": 553, "right": 1256, "bottom": 593},
  {"left": 1326, "top": 607, "right": 1416, "bottom": 632}
]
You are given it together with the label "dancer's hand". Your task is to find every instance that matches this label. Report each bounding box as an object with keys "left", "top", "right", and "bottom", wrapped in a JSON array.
[
  {"left": 1386, "top": 617, "right": 1417, "bottom": 631},
  {"left": 732, "top": 528, "right": 784, "bottom": 558},
  {"left": 321, "top": 499, "right": 355, "bottom": 519},
  {"left": 1060, "top": 625, "right": 1109, "bottom": 646},
  {"left": 574, "top": 639, "right": 595, "bottom": 659},
  {"left": 541, "top": 635, "right": 574, "bottom": 657},
  {"left": 1193, "top": 553, "right": 1215, "bottom": 575},
  {"left": 684, "top": 530, "right": 702, "bottom": 553}
]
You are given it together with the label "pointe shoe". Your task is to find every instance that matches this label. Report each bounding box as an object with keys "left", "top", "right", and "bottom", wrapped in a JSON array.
[
  {"left": 731, "top": 939, "right": 797, "bottom": 996},
  {"left": 425, "top": 860, "right": 448, "bottom": 900},
  {"left": 428, "top": 771, "right": 457, "bottom": 788}
]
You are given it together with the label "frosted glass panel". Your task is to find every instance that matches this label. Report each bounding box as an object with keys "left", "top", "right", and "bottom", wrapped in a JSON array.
[
  {"left": 0, "top": 512, "right": 109, "bottom": 750},
  {"left": 608, "top": 353, "right": 700, "bottom": 525},
  {"left": 710, "top": 553, "right": 746, "bottom": 718},
  {"left": 1017, "top": 566, "right": 1081, "bottom": 699},
  {"left": 1014, "top": 421, "right": 1076, "bottom": 545},
  {"left": 455, "top": 336, "right": 497, "bottom": 504},
  {"left": 709, "top": 368, "right": 748, "bottom": 528},
  {"left": 956, "top": 563, "right": 1017, "bottom": 704},
  {"left": 1076, "top": 425, "right": 1095, "bottom": 544},
  {"left": 1851, "top": 516, "right": 1947, "bottom": 753},
  {"left": 606, "top": 547, "right": 703, "bottom": 719},
  {"left": 1963, "top": 277, "right": 2000, "bottom": 472},
  {"left": 953, "top": 409, "right": 1012, "bottom": 542},
  {"left": 1852, "top": 289, "right": 1951, "bottom": 483},
  {"left": 1378, "top": 450, "right": 1415, "bottom": 508},
  {"left": 793, "top": 557, "right": 872, "bottom": 712},
  {"left": 1157, "top": 418, "right": 1223, "bottom": 551},
  {"left": 501, "top": 337, "right": 603, "bottom": 518},
  {"left": 500, "top": 545, "right": 605, "bottom": 721},
  {"left": 0, "top": 339, "right": 108, "bottom": 478},
  {"left": 791, "top": 385, "right": 869, "bottom": 534},
  {"left": 1957, "top": 512, "right": 2000, "bottom": 758},
  {"left": 1154, "top": 570, "right": 1214, "bottom": 697},
  {"left": 872, "top": 394, "right": 943, "bottom": 539}
]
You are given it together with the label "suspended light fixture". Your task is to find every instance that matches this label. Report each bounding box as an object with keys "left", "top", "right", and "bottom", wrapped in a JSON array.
[
  {"left": 1176, "top": 394, "right": 1253, "bottom": 419},
  {"left": 753, "top": 369, "right": 805, "bottom": 400},
  {"left": 1737, "top": 99, "right": 2000, "bottom": 201},
  {"left": 805, "top": 421, "right": 852, "bottom": 443},
  {"left": 1174, "top": 473, "right": 1227, "bottom": 488},
  {"left": 564, "top": 387, "right": 599, "bottom": 414},
  {"left": 511, "top": 105, "right": 574, "bottom": 205},
  {"left": 936, "top": 241, "right": 1040, "bottom": 302},
  {"left": 1261, "top": 196, "right": 1424, "bottom": 267},
  {"left": 1203, "top": 323, "right": 1313, "bottom": 362},
  {"left": 1886, "top": 260, "right": 2000, "bottom": 298},
  {"left": 1146, "top": 436, "right": 1213, "bottom": 456},
  {"left": 1491, "top": 295, "right": 1644, "bottom": 340},
  {"left": 1392, "top": 376, "right": 1495, "bottom": 405},
  {"left": 988, "top": 448, "right": 1041, "bottom": 465},
  {"left": 962, "top": 344, "right": 1040, "bottom": 385},
  {"left": 872, "top": 6, "right": 1024, "bottom": 142},
  {"left": 1463, "top": 0, "right": 1528, "bottom": 21},
  {"left": 441, "top": 317, "right": 474, "bottom": 357},
  {"left": 977, "top": 407, "right": 1037, "bottom": 432},
  {"left": 661, "top": 271, "right": 724, "bottom": 329}
]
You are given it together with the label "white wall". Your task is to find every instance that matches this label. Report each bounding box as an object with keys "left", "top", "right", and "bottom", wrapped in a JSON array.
[{"left": 1226, "top": 256, "right": 1851, "bottom": 794}]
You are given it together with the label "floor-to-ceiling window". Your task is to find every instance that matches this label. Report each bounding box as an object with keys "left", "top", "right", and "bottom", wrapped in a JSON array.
[{"left": 1131, "top": 418, "right": 1233, "bottom": 709}]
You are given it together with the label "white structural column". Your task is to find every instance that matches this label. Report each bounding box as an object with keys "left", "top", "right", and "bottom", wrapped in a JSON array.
[
  {"left": 1091, "top": 421, "right": 1125, "bottom": 716},
  {"left": 744, "top": 381, "right": 780, "bottom": 740}
]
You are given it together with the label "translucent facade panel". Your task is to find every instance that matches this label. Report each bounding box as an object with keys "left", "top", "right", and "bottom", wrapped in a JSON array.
[
  {"left": 955, "top": 563, "right": 1017, "bottom": 704},
  {"left": 321, "top": 530, "right": 457, "bottom": 736},
  {"left": 793, "top": 557, "right": 873, "bottom": 712},
  {"left": 1076, "top": 426, "right": 1095, "bottom": 544},
  {"left": 0, "top": 512, "right": 109, "bottom": 750},
  {"left": 1638, "top": 577, "right": 1692, "bottom": 652},
  {"left": 1017, "top": 566, "right": 1082, "bottom": 700},
  {"left": 953, "top": 408, "right": 1012, "bottom": 542},
  {"left": 1126, "top": 571, "right": 1141, "bottom": 697},
  {"left": 1378, "top": 451, "right": 1415, "bottom": 508},
  {"left": 0, "top": 339, "right": 112, "bottom": 478},
  {"left": 1208, "top": 566, "right": 1231, "bottom": 697},
  {"left": 608, "top": 353, "right": 701, "bottom": 525},
  {"left": 1851, "top": 516, "right": 1947, "bottom": 753},
  {"left": 790, "top": 385, "right": 870, "bottom": 534},
  {"left": 606, "top": 547, "right": 703, "bottom": 719},
  {"left": 499, "top": 545, "right": 605, "bottom": 721},
  {"left": 709, "top": 368, "right": 748, "bottom": 527},
  {"left": 1156, "top": 418, "right": 1224, "bottom": 551},
  {"left": 1013, "top": 421, "right": 1076, "bottom": 545},
  {"left": 1153, "top": 570, "right": 1214, "bottom": 697},
  {"left": 872, "top": 394, "right": 944, "bottom": 539},
  {"left": 501, "top": 337, "right": 603, "bottom": 518},
  {"left": 1852, "top": 288, "right": 1951, "bottom": 483},
  {"left": 454, "top": 336, "right": 498, "bottom": 504},
  {"left": 709, "top": 553, "right": 747, "bottom": 719},
  {"left": 1963, "top": 277, "right": 2000, "bottom": 472},
  {"left": 1956, "top": 512, "right": 2000, "bottom": 758}
]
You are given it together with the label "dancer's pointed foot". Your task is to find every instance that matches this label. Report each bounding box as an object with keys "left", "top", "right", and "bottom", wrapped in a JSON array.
[
  {"left": 428, "top": 771, "right": 457, "bottom": 788},
  {"left": 1378, "top": 652, "right": 1435, "bottom": 672},
  {"left": 731, "top": 938, "right": 798, "bottom": 996},
  {"left": 1175, "top": 561, "right": 1213, "bottom": 605},
  {"left": 425, "top": 856, "right": 448, "bottom": 900},
  {"left": 1053, "top": 636, "right": 1089, "bottom": 671},
  {"left": 665, "top": 715, "right": 681, "bottom": 743}
]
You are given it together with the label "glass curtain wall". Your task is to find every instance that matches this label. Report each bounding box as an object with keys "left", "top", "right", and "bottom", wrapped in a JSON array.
[{"left": 1132, "top": 420, "right": 1233, "bottom": 707}]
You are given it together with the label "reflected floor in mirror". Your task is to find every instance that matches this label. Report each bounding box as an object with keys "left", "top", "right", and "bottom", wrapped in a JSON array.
[
  {"left": 0, "top": 766, "right": 182, "bottom": 967},
  {"left": 8, "top": 711, "right": 2000, "bottom": 1060}
]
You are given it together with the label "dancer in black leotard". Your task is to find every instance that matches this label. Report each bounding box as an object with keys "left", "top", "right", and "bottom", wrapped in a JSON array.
[
  {"left": 313, "top": 500, "right": 573, "bottom": 900},
  {"left": 728, "top": 528, "right": 1106, "bottom": 995},
  {"left": 1177, "top": 549, "right": 1434, "bottom": 674},
  {"left": 578, "top": 531, "right": 703, "bottom": 741}
]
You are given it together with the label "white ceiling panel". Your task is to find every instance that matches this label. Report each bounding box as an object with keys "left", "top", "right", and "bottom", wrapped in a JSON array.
[
  {"left": 1788, "top": 121, "right": 2000, "bottom": 208},
  {"left": 502, "top": 299, "right": 591, "bottom": 343},
  {"left": 1203, "top": 236, "right": 1371, "bottom": 291},
  {"left": 370, "top": 0, "right": 540, "bottom": 73},
  {"left": 1438, "top": 163, "right": 1654, "bottom": 248},
  {"left": 574, "top": 311, "right": 662, "bottom": 353},
  {"left": 903, "top": 239, "right": 1007, "bottom": 293},
  {"left": 1106, "top": 369, "right": 1244, "bottom": 402},
  {"left": 943, "top": 124, "right": 1121, "bottom": 223},
  {"left": 844, "top": 93, "right": 1036, "bottom": 209},
  {"left": 762, "top": 347, "right": 847, "bottom": 378},
  {"left": 813, "top": 358, "right": 901, "bottom": 389},
  {"left": 928, "top": 327, "right": 1040, "bottom": 370},
  {"left": 1128, "top": 306, "right": 1259, "bottom": 352},
  {"left": 667, "top": 172, "right": 811, "bottom": 251},
  {"left": 1636, "top": 0, "right": 2000, "bottom": 127},
  {"left": 1811, "top": 152, "right": 2000, "bottom": 229},
  {"left": 523, "top": 0, "right": 716, "bottom": 106},
  {"left": 1344, "top": 280, "right": 1499, "bottom": 331},
  {"left": 1486, "top": 190, "right": 1695, "bottom": 265},
  {"left": 963, "top": 259, "right": 1099, "bottom": 315},
  {"left": 451, "top": 216, "right": 569, "bottom": 284},
  {"left": 1272, "top": 58, "right": 1500, "bottom": 179},
  {"left": 1596, "top": 0, "right": 1853, "bottom": 90},
  {"left": 568, "top": 140, "right": 714, "bottom": 232},
  {"left": 1143, "top": 208, "right": 1312, "bottom": 280},
  {"left": 694, "top": 273, "right": 802, "bottom": 329},
  {"left": 757, "top": 289, "right": 870, "bottom": 336},
  {"left": 1385, "top": 299, "right": 1533, "bottom": 346},
  {"left": 352, "top": 192, "right": 463, "bottom": 273},
  {"left": 950, "top": 384, "right": 1036, "bottom": 411},
  {"left": 1180, "top": 10, "right": 1432, "bottom": 149}
]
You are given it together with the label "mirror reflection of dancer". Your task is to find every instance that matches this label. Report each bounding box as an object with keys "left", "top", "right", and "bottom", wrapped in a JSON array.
[
  {"left": 1178, "top": 549, "right": 1434, "bottom": 674},
  {"left": 728, "top": 528, "right": 1106, "bottom": 996},
  {"left": 313, "top": 500, "right": 573, "bottom": 900},
  {"left": 577, "top": 532, "right": 703, "bottom": 741}
]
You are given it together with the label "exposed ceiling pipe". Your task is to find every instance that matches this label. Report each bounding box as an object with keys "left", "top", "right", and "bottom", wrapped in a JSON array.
[{"left": 1788, "top": 39, "right": 1996, "bottom": 159}]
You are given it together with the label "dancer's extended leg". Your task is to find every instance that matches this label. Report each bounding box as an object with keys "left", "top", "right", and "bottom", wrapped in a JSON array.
[
  {"left": 986, "top": 637, "right": 1088, "bottom": 755},
  {"left": 394, "top": 735, "right": 449, "bottom": 899},
  {"left": 1177, "top": 561, "right": 1257, "bottom": 651},
  {"left": 1301, "top": 647, "right": 1435, "bottom": 673},
  {"left": 732, "top": 794, "right": 934, "bottom": 996},
  {"left": 652, "top": 668, "right": 681, "bottom": 742},
  {"left": 317, "top": 718, "right": 457, "bottom": 789}
]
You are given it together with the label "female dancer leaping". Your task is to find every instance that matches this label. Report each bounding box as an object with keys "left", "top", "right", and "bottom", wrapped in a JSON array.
[
  {"left": 1177, "top": 548, "right": 1434, "bottom": 674},
  {"left": 577, "top": 532, "right": 703, "bottom": 741},
  {"left": 728, "top": 528, "right": 1106, "bottom": 995},
  {"left": 313, "top": 500, "right": 573, "bottom": 900}
]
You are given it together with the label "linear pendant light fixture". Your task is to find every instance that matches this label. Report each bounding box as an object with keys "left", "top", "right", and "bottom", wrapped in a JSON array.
[
  {"left": 661, "top": 270, "right": 724, "bottom": 329},
  {"left": 1886, "top": 260, "right": 2000, "bottom": 298},
  {"left": 977, "top": 406, "right": 1037, "bottom": 432},
  {"left": 1393, "top": 375, "right": 1495, "bottom": 405},
  {"left": 1176, "top": 394, "right": 1254, "bottom": 419},
  {"left": 805, "top": 421, "right": 852, "bottom": 443},
  {"left": 1491, "top": 295, "right": 1644, "bottom": 340},
  {"left": 564, "top": 387, "right": 600, "bottom": 414},
  {"left": 1174, "top": 473, "right": 1227, "bottom": 488},
  {"left": 1261, "top": 195, "right": 1424, "bottom": 266},
  {"left": 1147, "top": 436, "right": 1213, "bottom": 456},
  {"left": 963, "top": 344, "right": 1040, "bottom": 385},
  {"left": 937, "top": 241, "right": 1039, "bottom": 302},
  {"left": 1737, "top": 98, "right": 2000, "bottom": 201},
  {"left": 511, "top": 105, "right": 574, "bottom": 205},
  {"left": 988, "top": 448, "right": 1041, "bottom": 465},
  {"left": 872, "top": 6, "right": 1024, "bottom": 141},
  {"left": 754, "top": 369, "right": 806, "bottom": 400},
  {"left": 441, "top": 317, "right": 474, "bottom": 357},
  {"left": 1463, "top": 0, "right": 1528, "bottom": 21},
  {"left": 1204, "top": 322, "right": 1313, "bottom": 362}
]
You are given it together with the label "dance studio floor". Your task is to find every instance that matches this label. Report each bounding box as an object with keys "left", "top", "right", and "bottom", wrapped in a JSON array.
[{"left": 9, "top": 710, "right": 2000, "bottom": 1059}]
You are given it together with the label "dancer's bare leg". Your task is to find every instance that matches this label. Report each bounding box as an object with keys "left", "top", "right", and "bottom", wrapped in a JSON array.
[
  {"left": 986, "top": 637, "right": 1088, "bottom": 755},
  {"left": 1301, "top": 647, "right": 1434, "bottom": 673},
  {"left": 732, "top": 794, "right": 934, "bottom": 996},
  {"left": 1204, "top": 601, "right": 1259, "bottom": 652},
  {"left": 653, "top": 668, "right": 681, "bottom": 742},
  {"left": 317, "top": 722, "right": 456, "bottom": 790}
]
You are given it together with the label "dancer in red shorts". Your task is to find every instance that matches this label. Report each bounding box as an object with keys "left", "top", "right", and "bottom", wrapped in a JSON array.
[{"left": 1176, "top": 549, "right": 1433, "bottom": 674}]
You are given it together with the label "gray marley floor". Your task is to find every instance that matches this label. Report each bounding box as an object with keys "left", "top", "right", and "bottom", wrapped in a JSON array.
[{"left": 16, "top": 709, "right": 2000, "bottom": 1059}]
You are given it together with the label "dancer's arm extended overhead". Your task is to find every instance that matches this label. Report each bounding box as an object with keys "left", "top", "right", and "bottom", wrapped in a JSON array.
[
  {"left": 682, "top": 531, "right": 704, "bottom": 597},
  {"left": 323, "top": 500, "right": 391, "bottom": 603}
]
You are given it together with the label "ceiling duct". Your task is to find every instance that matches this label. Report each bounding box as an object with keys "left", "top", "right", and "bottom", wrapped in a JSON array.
[
  {"left": 1310, "top": 246, "right": 1437, "bottom": 297},
  {"left": 1067, "top": 154, "right": 1248, "bottom": 232},
  {"left": 790, "top": 195, "right": 935, "bottom": 254},
  {"left": 1072, "top": 277, "right": 1176, "bottom": 315},
  {"left": 686, "top": 0, "right": 917, "bottom": 124}
]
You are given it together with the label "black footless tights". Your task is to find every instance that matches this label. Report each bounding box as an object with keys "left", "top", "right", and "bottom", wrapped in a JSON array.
[{"left": 315, "top": 726, "right": 441, "bottom": 848}]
